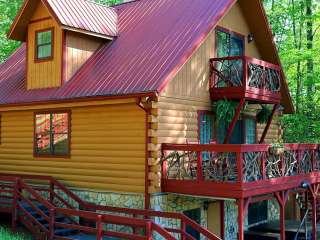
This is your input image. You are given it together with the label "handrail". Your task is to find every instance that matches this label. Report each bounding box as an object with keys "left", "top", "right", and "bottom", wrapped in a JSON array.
[
  {"left": 161, "top": 143, "right": 320, "bottom": 188},
  {"left": 210, "top": 56, "right": 281, "bottom": 72},
  {"left": 294, "top": 209, "right": 309, "bottom": 240},
  {"left": 0, "top": 174, "right": 221, "bottom": 240},
  {"left": 162, "top": 143, "right": 319, "bottom": 152}
]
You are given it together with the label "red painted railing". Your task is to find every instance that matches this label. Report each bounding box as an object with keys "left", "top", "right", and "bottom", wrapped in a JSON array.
[
  {"left": 210, "top": 56, "right": 281, "bottom": 103},
  {"left": 0, "top": 174, "right": 221, "bottom": 240},
  {"left": 161, "top": 143, "right": 320, "bottom": 198}
]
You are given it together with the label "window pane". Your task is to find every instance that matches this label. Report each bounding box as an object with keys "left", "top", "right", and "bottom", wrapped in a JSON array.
[
  {"left": 245, "top": 118, "right": 256, "bottom": 144},
  {"left": 37, "top": 30, "right": 52, "bottom": 45},
  {"left": 35, "top": 112, "right": 69, "bottom": 156},
  {"left": 35, "top": 114, "right": 51, "bottom": 154},
  {"left": 216, "top": 30, "right": 229, "bottom": 57},
  {"left": 53, "top": 133, "right": 69, "bottom": 155},
  {"left": 38, "top": 45, "right": 52, "bottom": 59}
]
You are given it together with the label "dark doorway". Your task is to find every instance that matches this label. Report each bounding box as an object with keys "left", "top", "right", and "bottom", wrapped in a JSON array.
[
  {"left": 184, "top": 208, "right": 201, "bottom": 240},
  {"left": 248, "top": 201, "right": 268, "bottom": 226}
]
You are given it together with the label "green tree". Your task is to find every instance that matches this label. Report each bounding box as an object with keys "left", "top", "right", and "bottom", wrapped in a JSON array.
[
  {"left": 0, "top": 0, "right": 23, "bottom": 62},
  {"left": 264, "top": 0, "right": 320, "bottom": 143}
]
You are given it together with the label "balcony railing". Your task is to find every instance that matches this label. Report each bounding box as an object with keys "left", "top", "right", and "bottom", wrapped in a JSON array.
[
  {"left": 210, "top": 56, "right": 282, "bottom": 103},
  {"left": 161, "top": 144, "right": 320, "bottom": 198}
]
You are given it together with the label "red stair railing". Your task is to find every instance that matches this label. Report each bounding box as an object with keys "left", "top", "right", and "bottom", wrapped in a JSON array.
[{"left": 0, "top": 173, "right": 221, "bottom": 240}]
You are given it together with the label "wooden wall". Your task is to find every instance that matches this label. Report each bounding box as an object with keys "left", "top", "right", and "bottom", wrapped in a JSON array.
[
  {"left": 27, "top": 2, "right": 63, "bottom": 89},
  {"left": 65, "top": 32, "right": 104, "bottom": 82},
  {"left": 0, "top": 103, "right": 146, "bottom": 193}
]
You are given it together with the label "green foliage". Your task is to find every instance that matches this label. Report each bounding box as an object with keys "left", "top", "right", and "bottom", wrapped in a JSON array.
[
  {"left": 214, "top": 99, "right": 239, "bottom": 125},
  {"left": 264, "top": 0, "right": 320, "bottom": 143},
  {"left": 256, "top": 105, "right": 272, "bottom": 124},
  {"left": 0, "top": 0, "right": 22, "bottom": 63}
]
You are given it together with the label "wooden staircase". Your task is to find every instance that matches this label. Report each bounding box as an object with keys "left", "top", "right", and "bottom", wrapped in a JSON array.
[{"left": 0, "top": 174, "right": 221, "bottom": 240}]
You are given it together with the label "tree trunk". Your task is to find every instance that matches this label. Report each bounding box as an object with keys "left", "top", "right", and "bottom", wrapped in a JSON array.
[{"left": 306, "top": 0, "right": 314, "bottom": 94}]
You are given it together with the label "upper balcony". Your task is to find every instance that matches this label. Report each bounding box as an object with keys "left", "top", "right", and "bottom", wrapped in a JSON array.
[
  {"left": 161, "top": 143, "right": 320, "bottom": 199},
  {"left": 210, "top": 56, "right": 282, "bottom": 104}
]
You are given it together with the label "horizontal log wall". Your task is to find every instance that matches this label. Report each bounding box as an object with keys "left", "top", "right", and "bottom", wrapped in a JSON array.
[
  {"left": 0, "top": 103, "right": 146, "bottom": 193},
  {"left": 152, "top": 2, "right": 282, "bottom": 193}
]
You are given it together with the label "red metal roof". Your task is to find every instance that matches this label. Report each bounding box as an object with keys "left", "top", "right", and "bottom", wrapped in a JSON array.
[
  {"left": 0, "top": 0, "right": 235, "bottom": 105},
  {"left": 47, "top": 0, "right": 118, "bottom": 38}
]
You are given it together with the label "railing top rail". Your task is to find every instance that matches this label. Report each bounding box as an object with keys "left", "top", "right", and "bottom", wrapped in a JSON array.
[
  {"left": 210, "top": 56, "right": 281, "bottom": 71},
  {"left": 162, "top": 143, "right": 319, "bottom": 153},
  {"left": 19, "top": 181, "right": 55, "bottom": 210}
]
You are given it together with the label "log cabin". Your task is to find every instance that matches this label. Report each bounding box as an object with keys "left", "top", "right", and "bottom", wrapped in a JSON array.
[{"left": 0, "top": 0, "right": 318, "bottom": 239}]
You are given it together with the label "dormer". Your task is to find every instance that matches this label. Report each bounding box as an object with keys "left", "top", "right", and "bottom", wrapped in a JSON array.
[{"left": 8, "top": 0, "right": 118, "bottom": 90}]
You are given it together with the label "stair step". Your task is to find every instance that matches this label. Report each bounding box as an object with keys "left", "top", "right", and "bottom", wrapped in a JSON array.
[{"left": 55, "top": 228, "right": 78, "bottom": 236}]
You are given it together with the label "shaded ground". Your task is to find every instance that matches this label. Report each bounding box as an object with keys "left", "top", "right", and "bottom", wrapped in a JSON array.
[{"left": 0, "top": 213, "right": 33, "bottom": 240}]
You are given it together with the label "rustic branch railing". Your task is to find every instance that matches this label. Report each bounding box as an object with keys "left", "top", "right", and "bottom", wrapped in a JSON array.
[
  {"left": 210, "top": 56, "right": 281, "bottom": 94},
  {"left": 161, "top": 144, "right": 320, "bottom": 186}
]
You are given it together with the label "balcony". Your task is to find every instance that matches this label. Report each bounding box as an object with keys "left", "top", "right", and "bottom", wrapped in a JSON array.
[
  {"left": 210, "top": 56, "right": 282, "bottom": 104},
  {"left": 161, "top": 143, "right": 320, "bottom": 198}
]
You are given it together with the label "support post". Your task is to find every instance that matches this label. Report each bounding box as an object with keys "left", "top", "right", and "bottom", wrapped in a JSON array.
[
  {"left": 275, "top": 191, "right": 289, "bottom": 240},
  {"left": 259, "top": 104, "right": 278, "bottom": 144},
  {"left": 224, "top": 99, "right": 245, "bottom": 144},
  {"left": 237, "top": 199, "right": 245, "bottom": 240},
  {"left": 49, "top": 181, "right": 54, "bottom": 204},
  {"left": 11, "top": 177, "right": 19, "bottom": 232},
  {"left": 96, "top": 215, "right": 103, "bottom": 240},
  {"left": 181, "top": 220, "right": 186, "bottom": 240},
  {"left": 49, "top": 208, "right": 55, "bottom": 240},
  {"left": 146, "top": 221, "right": 152, "bottom": 240}
]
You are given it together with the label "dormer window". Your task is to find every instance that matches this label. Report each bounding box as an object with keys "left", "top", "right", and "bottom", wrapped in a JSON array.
[{"left": 35, "top": 28, "right": 54, "bottom": 61}]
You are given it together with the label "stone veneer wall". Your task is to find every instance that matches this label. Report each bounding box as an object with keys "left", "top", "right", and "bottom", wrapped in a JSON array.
[
  {"left": 38, "top": 186, "right": 282, "bottom": 239},
  {"left": 223, "top": 199, "right": 281, "bottom": 240},
  {"left": 151, "top": 193, "right": 208, "bottom": 240}
]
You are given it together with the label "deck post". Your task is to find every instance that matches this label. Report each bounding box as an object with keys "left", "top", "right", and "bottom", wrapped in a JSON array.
[
  {"left": 275, "top": 191, "right": 289, "bottom": 240},
  {"left": 11, "top": 177, "right": 19, "bottom": 232},
  {"left": 49, "top": 208, "right": 55, "bottom": 240},
  {"left": 237, "top": 198, "right": 245, "bottom": 240},
  {"left": 96, "top": 215, "right": 103, "bottom": 240}
]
